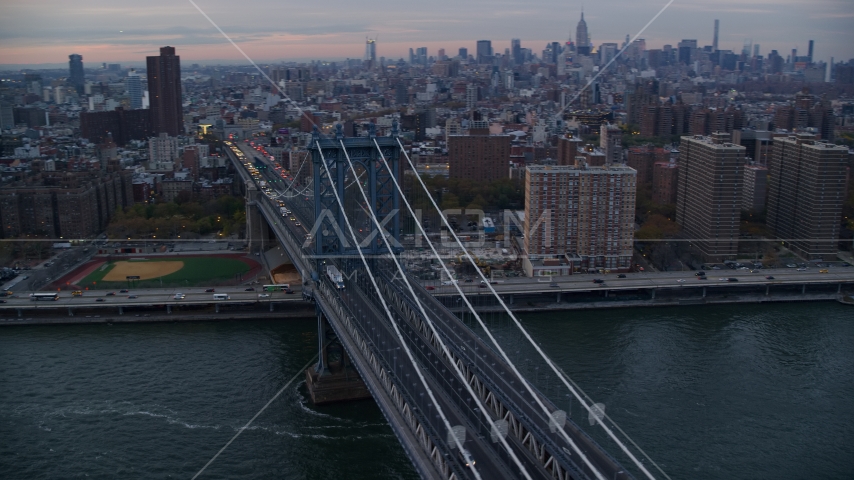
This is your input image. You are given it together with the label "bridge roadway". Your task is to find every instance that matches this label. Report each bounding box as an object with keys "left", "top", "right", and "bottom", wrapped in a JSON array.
[
  {"left": 0, "top": 286, "right": 304, "bottom": 310},
  {"left": 227, "top": 140, "right": 633, "bottom": 479},
  {"left": 426, "top": 268, "right": 854, "bottom": 296}
]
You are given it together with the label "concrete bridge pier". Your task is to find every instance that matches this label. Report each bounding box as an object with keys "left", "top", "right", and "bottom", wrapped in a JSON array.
[
  {"left": 68, "top": 308, "right": 73, "bottom": 317},
  {"left": 118, "top": 306, "right": 123, "bottom": 315},
  {"left": 838, "top": 284, "right": 842, "bottom": 294},
  {"left": 556, "top": 292, "right": 561, "bottom": 303},
  {"left": 765, "top": 286, "right": 770, "bottom": 296},
  {"left": 305, "top": 310, "right": 370, "bottom": 405},
  {"left": 651, "top": 288, "right": 656, "bottom": 299},
  {"left": 215, "top": 303, "right": 220, "bottom": 313},
  {"left": 703, "top": 287, "right": 707, "bottom": 298},
  {"left": 269, "top": 301, "right": 274, "bottom": 312},
  {"left": 508, "top": 294, "right": 514, "bottom": 305},
  {"left": 166, "top": 305, "right": 171, "bottom": 314},
  {"left": 17, "top": 308, "right": 22, "bottom": 317},
  {"left": 802, "top": 284, "right": 806, "bottom": 295}
]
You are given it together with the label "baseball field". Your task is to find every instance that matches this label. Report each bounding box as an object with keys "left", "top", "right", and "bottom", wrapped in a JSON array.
[{"left": 75, "top": 256, "right": 256, "bottom": 289}]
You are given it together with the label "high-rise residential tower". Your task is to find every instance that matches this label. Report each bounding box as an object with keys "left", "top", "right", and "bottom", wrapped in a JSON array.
[
  {"left": 766, "top": 134, "right": 848, "bottom": 260},
  {"left": 365, "top": 38, "right": 377, "bottom": 66},
  {"left": 69, "top": 54, "right": 84, "bottom": 95},
  {"left": 146, "top": 46, "right": 183, "bottom": 136},
  {"left": 524, "top": 164, "right": 636, "bottom": 272},
  {"left": 125, "top": 69, "right": 143, "bottom": 110},
  {"left": 675, "top": 133, "right": 745, "bottom": 261},
  {"left": 713, "top": 19, "right": 719, "bottom": 52}
]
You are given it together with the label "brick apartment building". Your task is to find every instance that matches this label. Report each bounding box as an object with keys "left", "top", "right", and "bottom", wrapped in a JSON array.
[
  {"left": 766, "top": 134, "right": 849, "bottom": 260},
  {"left": 675, "top": 133, "right": 745, "bottom": 262},
  {"left": 448, "top": 133, "right": 511, "bottom": 182}
]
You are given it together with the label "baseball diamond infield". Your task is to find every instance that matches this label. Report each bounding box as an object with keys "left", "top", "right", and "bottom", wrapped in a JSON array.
[{"left": 101, "top": 261, "right": 184, "bottom": 281}]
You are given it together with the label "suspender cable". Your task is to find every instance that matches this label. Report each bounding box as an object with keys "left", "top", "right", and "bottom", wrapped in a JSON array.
[
  {"left": 316, "top": 142, "right": 483, "bottom": 480},
  {"left": 340, "top": 140, "right": 534, "bottom": 480},
  {"left": 396, "top": 137, "right": 664, "bottom": 480},
  {"left": 373, "top": 139, "right": 608, "bottom": 480}
]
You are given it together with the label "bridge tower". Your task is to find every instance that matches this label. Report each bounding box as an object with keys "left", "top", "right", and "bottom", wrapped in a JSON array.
[
  {"left": 305, "top": 124, "right": 404, "bottom": 402},
  {"left": 309, "top": 122, "right": 402, "bottom": 259}
]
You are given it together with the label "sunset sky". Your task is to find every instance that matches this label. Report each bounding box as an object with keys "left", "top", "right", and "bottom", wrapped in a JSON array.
[{"left": 0, "top": 0, "right": 852, "bottom": 68}]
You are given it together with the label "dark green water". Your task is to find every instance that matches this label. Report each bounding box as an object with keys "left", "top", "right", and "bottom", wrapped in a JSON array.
[{"left": 1, "top": 303, "right": 853, "bottom": 479}]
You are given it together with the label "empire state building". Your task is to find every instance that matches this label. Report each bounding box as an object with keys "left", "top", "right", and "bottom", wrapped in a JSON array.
[{"left": 575, "top": 11, "right": 591, "bottom": 55}]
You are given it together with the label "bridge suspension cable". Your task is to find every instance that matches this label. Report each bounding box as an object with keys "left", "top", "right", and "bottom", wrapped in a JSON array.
[
  {"left": 394, "top": 137, "right": 666, "bottom": 480},
  {"left": 372, "top": 139, "right": 611, "bottom": 480},
  {"left": 340, "top": 140, "right": 536, "bottom": 480},
  {"left": 316, "top": 142, "right": 485, "bottom": 480}
]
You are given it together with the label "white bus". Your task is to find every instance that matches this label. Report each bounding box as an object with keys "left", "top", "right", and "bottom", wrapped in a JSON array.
[
  {"left": 30, "top": 293, "right": 59, "bottom": 301},
  {"left": 213, "top": 293, "right": 230, "bottom": 300}
]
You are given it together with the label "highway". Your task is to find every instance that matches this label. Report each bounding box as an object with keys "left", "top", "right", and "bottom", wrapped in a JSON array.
[{"left": 0, "top": 285, "right": 304, "bottom": 309}]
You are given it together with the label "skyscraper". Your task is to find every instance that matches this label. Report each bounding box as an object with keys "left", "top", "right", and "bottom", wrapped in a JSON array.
[
  {"left": 511, "top": 39, "right": 522, "bottom": 65},
  {"left": 766, "top": 134, "right": 848, "bottom": 260},
  {"left": 675, "top": 133, "right": 745, "bottom": 261},
  {"left": 125, "top": 69, "right": 143, "bottom": 110},
  {"left": 365, "top": 38, "right": 376, "bottom": 66},
  {"left": 712, "top": 19, "right": 719, "bottom": 52},
  {"left": 808, "top": 40, "right": 814, "bottom": 63},
  {"left": 476, "top": 40, "right": 493, "bottom": 64},
  {"left": 146, "top": 46, "right": 183, "bottom": 136},
  {"left": 458, "top": 47, "right": 468, "bottom": 60},
  {"left": 575, "top": 11, "right": 590, "bottom": 55},
  {"left": 69, "top": 54, "right": 84, "bottom": 95}
]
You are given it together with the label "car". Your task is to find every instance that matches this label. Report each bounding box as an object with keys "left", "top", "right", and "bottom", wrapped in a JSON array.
[
  {"left": 464, "top": 278, "right": 473, "bottom": 283},
  {"left": 695, "top": 271, "right": 706, "bottom": 276},
  {"left": 478, "top": 283, "right": 487, "bottom": 288},
  {"left": 786, "top": 264, "right": 797, "bottom": 268},
  {"left": 295, "top": 222, "right": 301, "bottom": 227},
  {"left": 106, "top": 292, "right": 116, "bottom": 296},
  {"left": 128, "top": 295, "right": 138, "bottom": 299},
  {"left": 283, "top": 288, "right": 294, "bottom": 294},
  {"left": 0, "top": 299, "right": 6, "bottom": 303},
  {"left": 592, "top": 279, "right": 604, "bottom": 284},
  {"left": 258, "top": 293, "right": 270, "bottom": 298},
  {"left": 95, "top": 298, "right": 105, "bottom": 302},
  {"left": 796, "top": 267, "right": 807, "bottom": 271},
  {"left": 697, "top": 275, "right": 707, "bottom": 280},
  {"left": 174, "top": 293, "right": 186, "bottom": 300},
  {"left": 205, "top": 288, "right": 215, "bottom": 292},
  {"left": 245, "top": 287, "right": 255, "bottom": 291},
  {"left": 549, "top": 282, "right": 560, "bottom": 288},
  {"left": 617, "top": 274, "right": 626, "bottom": 278},
  {"left": 120, "top": 289, "right": 129, "bottom": 293},
  {"left": 727, "top": 278, "right": 739, "bottom": 282},
  {"left": 819, "top": 269, "right": 829, "bottom": 273},
  {"left": 425, "top": 286, "right": 435, "bottom": 291},
  {"left": 718, "top": 278, "right": 728, "bottom": 281},
  {"left": 765, "top": 275, "right": 775, "bottom": 280},
  {"left": 289, "top": 217, "right": 296, "bottom": 221},
  {"left": 676, "top": 279, "right": 685, "bottom": 283}
]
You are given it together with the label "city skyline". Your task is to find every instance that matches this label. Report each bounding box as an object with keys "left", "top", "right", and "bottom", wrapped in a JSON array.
[{"left": 1, "top": 0, "right": 852, "bottom": 68}]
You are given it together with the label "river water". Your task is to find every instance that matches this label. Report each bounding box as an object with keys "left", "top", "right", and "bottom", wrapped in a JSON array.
[{"left": 1, "top": 303, "right": 852, "bottom": 479}]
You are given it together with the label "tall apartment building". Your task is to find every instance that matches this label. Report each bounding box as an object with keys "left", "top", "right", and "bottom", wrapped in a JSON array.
[
  {"left": 0, "top": 171, "right": 133, "bottom": 239},
  {"left": 766, "top": 134, "right": 848, "bottom": 260},
  {"left": 652, "top": 159, "right": 679, "bottom": 204},
  {"left": 600, "top": 123, "right": 623, "bottom": 164},
  {"left": 447, "top": 134, "right": 510, "bottom": 182},
  {"left": 147, "top": 46, "right": 183, "bottom": 136},
  {"left": 675, "top": 133, "right": 745, "bottom": 262},
  {"left": 524, "top": 164, "right": 636, "bottom": 272},
  {"left": 125, "top": 69, "right": 143, "bottom": 110},
  {"left": 149, "top": 133, "right": 179, "bottom": 164},
  {"left": 556, "top": 133, "right": 583, "bottom": 166},
  {"left": 742, "top": 165, "right": 768, "bottom": 212}
]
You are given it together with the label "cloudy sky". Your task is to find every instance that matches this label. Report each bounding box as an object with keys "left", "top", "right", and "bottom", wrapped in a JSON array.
[{"left": 0, "top": 0, "right": 852, "bottom": 67}]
